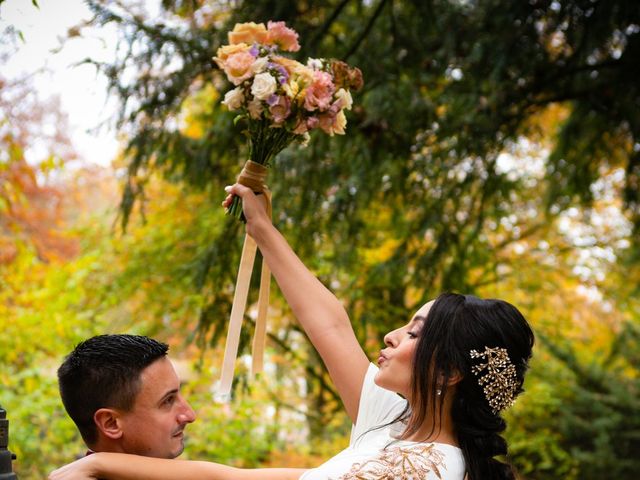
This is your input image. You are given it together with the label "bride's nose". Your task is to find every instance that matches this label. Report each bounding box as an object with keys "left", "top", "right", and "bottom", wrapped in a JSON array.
[{"left": 383, "top": 328, "right": 400, "bottom": 348}]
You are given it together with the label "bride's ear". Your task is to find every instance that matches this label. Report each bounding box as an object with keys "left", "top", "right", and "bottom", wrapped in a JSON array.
[
  {"left": 447, "top": 370, "right": 464, "bottom": 386},
  {"left": 437, "top": 370, "right": 463, "bottom": 389}
]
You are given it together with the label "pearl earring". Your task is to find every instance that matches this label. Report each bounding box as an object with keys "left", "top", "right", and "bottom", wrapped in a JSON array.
[{"left": 436, "top": 388, "right": 442, "bottom": 396}]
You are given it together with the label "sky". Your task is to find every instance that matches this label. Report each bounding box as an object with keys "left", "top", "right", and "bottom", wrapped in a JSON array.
[{"left": 1, "top": 0, "right": 120, "bottom": 166}]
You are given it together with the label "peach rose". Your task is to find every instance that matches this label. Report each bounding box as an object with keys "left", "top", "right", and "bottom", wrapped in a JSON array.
[
  {"left": 228, "top": 22, "right": 268, "bottom": 45},
  {"left": 213, "top": 43, "right": 250, "bottom": 69},
  {"left": 224, "top": 51, "right": 257, "bottom": 85}
]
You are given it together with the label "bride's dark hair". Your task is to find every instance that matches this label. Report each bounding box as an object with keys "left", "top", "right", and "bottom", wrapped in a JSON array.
[{"left": 402, "top": 292, "right": 534, "bottom": 480}]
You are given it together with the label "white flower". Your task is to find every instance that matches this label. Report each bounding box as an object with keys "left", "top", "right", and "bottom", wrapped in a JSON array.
[
  {"left": 247, "top": 98, "right": 263, "bottom": 119},
  {"left": 334, "top": 88, "right": 353, "bottom": 110},
  {"left": 251, "top": 56, "right": 269, "bottom": 75},
  {"left": 307, "top": 58, "right": 324, "bottom": 70},
  {"left": 251, "top": 72, "right": 277, "bottom": 100},
  {"left": 221, "top": 87, "right": 245, "bottom": 110}
]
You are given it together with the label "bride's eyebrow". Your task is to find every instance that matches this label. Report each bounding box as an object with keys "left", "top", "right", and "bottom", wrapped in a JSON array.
[{"left": 411, "top": 316, "right": 426, "bottom": 326}]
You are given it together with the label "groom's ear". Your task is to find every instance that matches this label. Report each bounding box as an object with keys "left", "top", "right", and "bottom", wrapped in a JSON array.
[{"left": 94, "top": 408, "right": 124, "bottom": 440}]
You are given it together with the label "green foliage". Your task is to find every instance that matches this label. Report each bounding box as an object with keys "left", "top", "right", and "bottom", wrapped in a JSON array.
[
  {"left": 2, "top": 370, "right": 84, "bottom": 478},
  {"left": 507, "top": 377, "right": 580, "bottom": 479},
  {"left": 183, "top": 396, "right": 279, "bottom": 466},
  {"left": 539, "top": 328, "right": 640, "bottom": 478}
]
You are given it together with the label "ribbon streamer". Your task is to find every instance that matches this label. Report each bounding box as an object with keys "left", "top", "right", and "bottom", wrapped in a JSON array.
[{"left": 216, "top": 161, "right": 271, "bottom": 401}]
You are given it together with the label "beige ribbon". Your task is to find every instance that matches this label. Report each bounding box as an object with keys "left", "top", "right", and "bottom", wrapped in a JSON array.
[{"left": 217, "top": 161, "right": 271, "bottom": 401}]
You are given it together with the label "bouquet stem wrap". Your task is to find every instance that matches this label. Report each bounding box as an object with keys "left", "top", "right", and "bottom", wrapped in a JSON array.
[{"left": 217, "top": 161, "right": 271, "bottom": 401}]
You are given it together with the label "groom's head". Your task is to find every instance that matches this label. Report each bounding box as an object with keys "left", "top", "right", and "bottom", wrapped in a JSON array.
[{"left": 58, "top": 334, "right": 196, "bottom": 458}]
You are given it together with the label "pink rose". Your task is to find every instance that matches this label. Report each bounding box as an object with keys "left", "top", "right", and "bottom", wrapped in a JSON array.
[
  {"left": 266, "top": 21, "right": 300, "bottom": 52},
  {"left": 304, "top": 71, "right": 335, "bottom": 112}
]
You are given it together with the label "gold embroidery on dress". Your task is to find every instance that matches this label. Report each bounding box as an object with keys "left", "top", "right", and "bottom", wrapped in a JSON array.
[{"left": 338, "top": 443, "right": 447, "bottom": 479}]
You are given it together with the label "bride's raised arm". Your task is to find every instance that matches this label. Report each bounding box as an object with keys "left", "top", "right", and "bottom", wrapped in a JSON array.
[{"left": 224, "top": 184, "right": 370, "bottom": 422}]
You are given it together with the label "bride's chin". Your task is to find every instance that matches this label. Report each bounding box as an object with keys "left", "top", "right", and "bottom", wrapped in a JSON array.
[{"left": 373, "top": 372, "right": 389, "bottom": 389}]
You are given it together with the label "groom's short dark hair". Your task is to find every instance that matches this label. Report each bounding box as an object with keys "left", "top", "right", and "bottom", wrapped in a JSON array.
[{"left": 57, "top": 334, "right": 168, "bottom": 445}]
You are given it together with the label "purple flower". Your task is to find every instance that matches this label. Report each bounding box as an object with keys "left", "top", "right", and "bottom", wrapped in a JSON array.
[
  {"left": 266, "top": 94, "right": 280, "bottom": 106},
  {"left": 267, "top": 62, "right": 289, "bottom": 84},
  {"left": 276, "top": 65, "right": 289, "bottom": 83},
  {"left": 249, "top": 44, "right": 259, "bottom": 57}
]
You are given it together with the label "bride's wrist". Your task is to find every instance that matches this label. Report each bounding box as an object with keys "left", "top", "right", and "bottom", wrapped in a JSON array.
[
  {"left": 90, "top": 452, "right": 112, "bottom": 476},
  {"left": 247, "top": 215, "right": 273, "bottom": 241}
]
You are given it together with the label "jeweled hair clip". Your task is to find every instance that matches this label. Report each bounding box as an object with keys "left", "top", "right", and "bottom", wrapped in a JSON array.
[{"left": 470, "top": 346, "right": 519, "bottom": 414}]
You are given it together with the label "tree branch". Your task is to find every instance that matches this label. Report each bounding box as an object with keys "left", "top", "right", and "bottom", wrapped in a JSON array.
[
  {"left": 307, "top": 0, "right": 352, "bottom": 55},
  {"left": 343, "top": 0, "right": 388, "bottom": 61}
]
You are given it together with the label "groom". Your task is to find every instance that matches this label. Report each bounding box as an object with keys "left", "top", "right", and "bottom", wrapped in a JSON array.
[{"left": 57, "top": 334, "right": 196, "bottom": 458}]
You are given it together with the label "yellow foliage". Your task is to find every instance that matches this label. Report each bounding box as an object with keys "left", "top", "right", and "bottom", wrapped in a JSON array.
[
  {"left": 180, "top": 83, "right": 221, "bottom": 140},
  {"left": 523, "top": 103, "right": 570, "bottom": 142},
  {"left": 362, "top": 237, "right": 402, "bottom": 265}
]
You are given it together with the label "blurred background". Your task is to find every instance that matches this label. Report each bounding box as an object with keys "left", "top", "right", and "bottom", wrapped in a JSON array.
[{"left": 1, "top": 0, "right": 639, "bottom": 478}]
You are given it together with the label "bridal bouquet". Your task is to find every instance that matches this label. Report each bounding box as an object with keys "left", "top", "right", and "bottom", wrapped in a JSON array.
[
  {"left": 214, "top": 20, "right": 363, "bottom": 218},
  {"left": 213, "top": 20, "right": 362, "bottom": 401}
]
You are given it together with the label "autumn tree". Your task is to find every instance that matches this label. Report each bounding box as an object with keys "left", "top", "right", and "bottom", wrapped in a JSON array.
[{"left": 0, "top": 68, "right": 78, "bottom": 265}]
